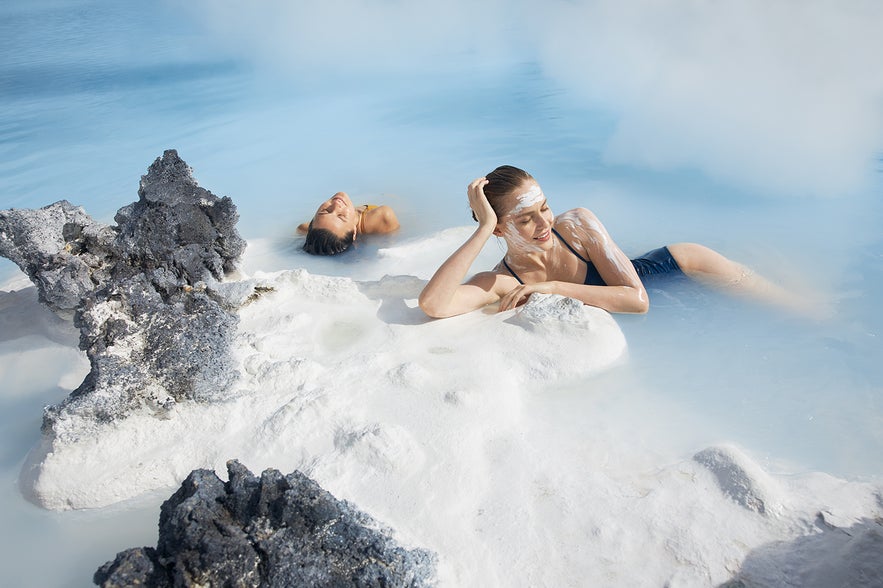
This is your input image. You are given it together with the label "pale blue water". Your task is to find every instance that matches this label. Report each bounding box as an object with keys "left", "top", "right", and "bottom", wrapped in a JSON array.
[{"left": 1, "top": 1, "right": 882, "bottom": 585}]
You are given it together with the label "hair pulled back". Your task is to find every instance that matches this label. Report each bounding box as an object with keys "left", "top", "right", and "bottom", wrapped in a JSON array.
[
  {"left": 472, "top": 165, "right": 535, "bottom": 221},
  {"left": 302, "top": 223, "right": 355, "bottom": 255}
]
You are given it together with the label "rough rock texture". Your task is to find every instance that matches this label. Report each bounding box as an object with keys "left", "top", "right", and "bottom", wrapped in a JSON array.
[
  {"left": 0, "top": 199, "right": 115, "bottom": 312},
  {"left": 0, "top": 150, "right": 247, "bottom": 435},
  {"left": 694, "top": 445, "right": 783, "bottom": 515},
  {"left": 94, "top": 460, "right": 437, "bottom": 587}
]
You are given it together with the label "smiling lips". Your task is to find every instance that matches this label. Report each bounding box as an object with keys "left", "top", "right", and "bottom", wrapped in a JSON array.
[{"left": 535, "top": 229, "right": 552, "bottom": 242}]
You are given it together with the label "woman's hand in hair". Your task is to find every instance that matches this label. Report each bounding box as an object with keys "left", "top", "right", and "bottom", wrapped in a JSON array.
[{"left": 467, "top": 177, "right": 497, "bottom": 230}]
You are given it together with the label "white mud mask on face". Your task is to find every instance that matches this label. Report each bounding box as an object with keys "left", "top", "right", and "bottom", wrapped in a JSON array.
[
  {"left": 503, "top": 219, "right": 545, "bottom": 254},
  {"left": 501, "top": 185, "right": 548, "bottom": 254},
  {"left": 510, "top": 185, "right": 544, "bottom": 214}
]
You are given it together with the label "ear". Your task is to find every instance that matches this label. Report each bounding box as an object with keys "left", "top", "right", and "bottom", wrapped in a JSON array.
[{"left": 492, "top": 225, "right": 504, "bottom": 237}]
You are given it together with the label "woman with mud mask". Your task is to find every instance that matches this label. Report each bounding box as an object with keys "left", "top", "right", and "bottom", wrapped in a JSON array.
[
  {"left": 297, "top": 191, "right": 399, "bottom": 255},
  {"left": 419, "top": 165, "right": 798, "bottom": 318}
]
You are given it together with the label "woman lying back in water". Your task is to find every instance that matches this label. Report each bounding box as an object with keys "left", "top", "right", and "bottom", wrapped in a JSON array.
[
  {"left": 297, "top": 191, "right": 399, "bottom": 255},
  {"left": 419, "top": 165, "right": 800, "bottom": 318}
]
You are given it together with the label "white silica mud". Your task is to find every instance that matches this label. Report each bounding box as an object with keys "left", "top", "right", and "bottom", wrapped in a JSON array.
[
  {"left": 15, "top": 232, "right": 883, "bottom": 586},
  {"left": 3, "top": 1, "right": 883, "bottom": 584},
  {"left": 27, "top": 260, "right": 627, "bottom": 511}
]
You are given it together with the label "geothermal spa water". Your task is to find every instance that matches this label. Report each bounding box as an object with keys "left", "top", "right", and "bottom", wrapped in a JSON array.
[{"left": 2, "top": 1, "right": 883, "bottom": 586}]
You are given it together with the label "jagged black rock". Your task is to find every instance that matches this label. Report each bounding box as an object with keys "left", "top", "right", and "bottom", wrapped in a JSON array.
[{"left": 94, "top": 460, "right": 437, "bottom": 587}]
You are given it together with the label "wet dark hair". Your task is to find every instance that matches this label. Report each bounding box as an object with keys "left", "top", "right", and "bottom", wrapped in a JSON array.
[
  {"left": 472, "top": 165, "right": 535, "bottom": 221},
  {"left": 302, "top": 222, "right": 355, "bottom": 255}
]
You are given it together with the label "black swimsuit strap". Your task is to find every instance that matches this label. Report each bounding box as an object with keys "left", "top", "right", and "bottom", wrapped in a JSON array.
[
  {"left": 554, "top": 227, "right": 607, "bottom": 286},
  {"left": 503, "top": 228, "right": 587, "bottom": 286},
  {"left": 551, "top": 227, "right": 590, "bottom": 264},
  {"left": 501, "top": 258, "right": 524, "bottom": 284}
]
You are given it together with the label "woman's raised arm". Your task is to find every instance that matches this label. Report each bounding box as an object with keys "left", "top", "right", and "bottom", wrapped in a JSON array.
[{"left": 418, "top": 178, "right": 507, "bottom": 318}]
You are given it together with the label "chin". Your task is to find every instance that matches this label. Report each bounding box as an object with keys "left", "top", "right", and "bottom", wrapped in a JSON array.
[{"left": 534, "top": 229, "right": 553, "bottom": 245}]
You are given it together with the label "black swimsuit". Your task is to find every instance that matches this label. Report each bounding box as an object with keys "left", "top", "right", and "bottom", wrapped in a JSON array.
[{"left": 502, "top": 228, "right": 682, "bottom": 286}]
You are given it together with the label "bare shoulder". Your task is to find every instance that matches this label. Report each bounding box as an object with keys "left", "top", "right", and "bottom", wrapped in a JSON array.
[
  {"left": 554, "top": 207, "right": 608, "bottom": 243},
  {"left": 555, "top": 207, "right": 601, "bottom": 231},
  {"left": 363, "top": 205, "right": 400, "bottom": 233}
]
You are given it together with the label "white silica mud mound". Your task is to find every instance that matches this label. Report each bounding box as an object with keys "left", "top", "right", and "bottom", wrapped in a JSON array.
[
  {"left": 28, "top": 267, "right": 628, "bottom": 511},
  {"left": 5, "top": 151, "right": 882, "bottom": 586},
  {"left": 28, "top": 263, "right": 883, "bottom": 586}
]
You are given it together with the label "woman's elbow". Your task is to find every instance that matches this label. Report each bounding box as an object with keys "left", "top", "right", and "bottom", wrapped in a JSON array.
[
  {"left": 631, "top": 291, "right": 650, "bottom": 314},
  {"left": 419, "top": 303, "right": 444, "bottom": 319},
  {"left": 417, "top": 293, "right": 448, "bottom": 319},
  {"left": 619, "top": 287, "right": 649, "bottom": 314}
]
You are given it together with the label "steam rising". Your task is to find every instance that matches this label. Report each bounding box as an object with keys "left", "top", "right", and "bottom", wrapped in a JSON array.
[
  {"left": 188, "top": 0, "right": 883, "bottom": 197},
  {"left": 536, "top": 0, "right": 883, "bottom": 197}
]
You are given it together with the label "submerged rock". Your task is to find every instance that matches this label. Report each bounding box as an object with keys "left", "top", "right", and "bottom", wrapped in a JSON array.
[
  {"left": 694, "top": 445, "right": 783, "bottom": 515},
  {"left": 723, "top": 517, "right": 883, "bottom": 588},
  {"left": 94, "top": 460, "right": 437, "bottom": 588},
  {"left": 0, "top": 150, "right": 247, "bottom": 438}
]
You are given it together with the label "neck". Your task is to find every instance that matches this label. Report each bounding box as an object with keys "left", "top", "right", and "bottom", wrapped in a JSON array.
[{"left": 503, "top": 237, "right": 558, "bottom": 271}]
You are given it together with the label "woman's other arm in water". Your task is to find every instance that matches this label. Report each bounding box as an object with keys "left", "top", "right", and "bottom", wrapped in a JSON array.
[
  {"left": 361, "top": 205, "right": 400, "bottom": 234},
  {"left": 419, "top": 179, "right": 512, "bottom": 318},
  {"left": 498, "top": 208, "right": 649, "bottom": 313}
]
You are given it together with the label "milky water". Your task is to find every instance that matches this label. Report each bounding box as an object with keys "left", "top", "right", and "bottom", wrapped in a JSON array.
[{"left": 2, "top": 1, "right": 883, "bottom": 586}]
